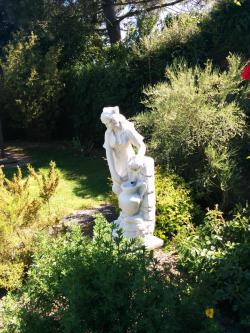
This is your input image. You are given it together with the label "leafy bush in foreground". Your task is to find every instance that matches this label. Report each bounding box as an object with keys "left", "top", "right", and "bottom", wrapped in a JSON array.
[
  {"left": 1, "top": 215, "right": 221, "bottom": 333},
  {"left": 0, "top": 162, "right": 59, "bottom": 289},
  {"left": 173, "top": 206, "right": 250, "bottom": 329}
]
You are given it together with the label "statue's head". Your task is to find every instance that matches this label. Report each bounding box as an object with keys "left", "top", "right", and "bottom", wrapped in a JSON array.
[
  {"left": 127, "top": 156, "right": 145, "bottom": 183},
  {"left": 101, "top": 106, "right": 126, "bottom": 129}
]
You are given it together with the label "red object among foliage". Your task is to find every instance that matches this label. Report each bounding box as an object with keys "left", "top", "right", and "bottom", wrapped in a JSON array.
[{"left": 241, "top": 63, "right": 250, "bottom": 81}]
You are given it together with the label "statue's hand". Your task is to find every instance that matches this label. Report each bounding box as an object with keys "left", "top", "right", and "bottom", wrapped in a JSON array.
[
  {"left": 112, "top": 183, "right": 121, "bottom": 195},
  {"left": 112, "top": 173, "right": 126, "bottom": 185},
  {"left": 120, "top": 175, "right": 128, "bottom": 183},
  {"left": 129, "top": 155, "right": 144, "bottom": 170}
]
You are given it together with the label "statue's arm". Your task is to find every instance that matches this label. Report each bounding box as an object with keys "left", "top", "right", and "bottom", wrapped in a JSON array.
[
  {"left": 136, "top": 140, "right": 146, "bottom": 157},
  {"left": 105, "top": 145, "right": 121, "bottom": 183},
  {"left": 127, "top": 127, "right": 146, "bottom": 157}
]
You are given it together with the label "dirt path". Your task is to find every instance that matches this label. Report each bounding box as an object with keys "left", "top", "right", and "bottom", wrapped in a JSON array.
[{"left": 0, "top": 145, "right": 31, "bottom": 168}]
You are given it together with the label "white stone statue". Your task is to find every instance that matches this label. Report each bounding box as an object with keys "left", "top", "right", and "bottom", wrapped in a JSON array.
[
  {"left": 100, "top": 106, "right": 146, "bottom": 195},
  {"left": 101, "top": 106, "right": 163, "bottom": 250}
]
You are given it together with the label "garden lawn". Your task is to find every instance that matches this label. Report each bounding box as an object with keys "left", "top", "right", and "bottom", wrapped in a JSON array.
[{"left": 3, "top": 142, "right": 110, "bottom": 218}]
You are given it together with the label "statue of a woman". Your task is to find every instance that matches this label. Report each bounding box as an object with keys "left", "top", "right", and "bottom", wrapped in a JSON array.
[
  {"left": 100, "top": 106, "right": 146, "bottom": 194},
  {"left": 101, "top": 106, "right": 163, "bottom": 249}
]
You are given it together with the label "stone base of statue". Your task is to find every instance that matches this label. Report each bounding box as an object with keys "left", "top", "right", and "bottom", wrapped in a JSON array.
[
  {"left": 113, "top": 216, "right": 163, "bottom": 250},
  {"left": 113, "top": 156, "right": 163, "bottom": 250},
  {"left": 144, "top": 235, "right": 164, "bottom": 250}
]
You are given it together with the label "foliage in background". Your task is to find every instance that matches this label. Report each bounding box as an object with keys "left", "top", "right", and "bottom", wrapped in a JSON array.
[
  {"left": 63, "top": 1, "right": 250, "bottom": 144},
  {"left": 155, "top": 170, "right": 198, "bottom": 241},
  {"left": 65, "top": 44, "right": 133, "bottom": 145},
  {"left": 135, "top": 54, "right": 248, "bottom": 209},
  {"left": 0, "top": 31, "right": 62, "bottom": 138},
  {"left": 1, "top": 215, "right": 221, "bottom": 333},
  {"left": 0, "top": 161, "right": 59, "bottom": 289},
  {"left": 1, "top": 1, "right": 250, "bottom": 143},
  {"left": 199, "top": 0, "right": 250, "bottom": 66},
  {"left": 173, "top": 206, "right": 250, "bottom": 330}
]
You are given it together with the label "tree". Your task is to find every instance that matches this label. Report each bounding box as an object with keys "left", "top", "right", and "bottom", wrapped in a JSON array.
[
  {"left": 0, "top": 32, "right": 63, "bottom": 139},
  {"left": 100, "top": 0, "right": 196, "bottom": 44},
  {"left": 0, "top": 65, "right": 5, "bottom": 159},
  {"left": 0, "top": 0, "right": 200, "bottom": 47}
]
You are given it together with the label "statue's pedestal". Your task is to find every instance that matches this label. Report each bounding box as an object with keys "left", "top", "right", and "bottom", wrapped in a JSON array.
[
  {"left": 113, "top": 226, "right": 163, "bottom": 250},
  {"left": 113, "top": 216, "right": 164, "bottom": 250},
  {"left": 112, "top": 155, "right": 164, "bottom": 250}
]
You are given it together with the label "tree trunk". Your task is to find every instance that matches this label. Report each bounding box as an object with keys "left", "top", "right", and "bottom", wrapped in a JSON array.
[
  {"left": 0, "top": 65, "right": 4, "bottom": 159},
  {"left": 101, "top": 0, "right": 121, "bottom": 44},
  {"left": 0, "top": 118, "right": 5, "bottom": 159}
]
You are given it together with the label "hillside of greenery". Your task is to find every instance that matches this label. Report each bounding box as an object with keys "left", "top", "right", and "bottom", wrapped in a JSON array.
[
  {"left": 0, "top": 0, "right": 250, "bottom": 332},
  {"left": 1, "top": 0, "right": 250, "bottom": 144}
]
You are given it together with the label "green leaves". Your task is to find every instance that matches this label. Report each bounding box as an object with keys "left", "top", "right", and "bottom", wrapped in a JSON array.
[
  {"left": 0, "top": 162, "right": 60, "bottom": 290},
  {"left": 1, "top": 31, "right": 62, "bottom": 137},
  {"left": 136, "top": 54, "right": 248, "bottom": 208},
  {"left": 155, "top": 171, "right": 197, "bottom": 241},
  {"left": 173, "top": 206, "right": 250, "bottom": 327},
  {"left": 1, "top": 215, "right": 222, "bottom": 333}
]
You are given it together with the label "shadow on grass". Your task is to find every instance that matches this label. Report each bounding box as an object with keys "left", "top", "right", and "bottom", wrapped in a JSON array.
[{"left": 4, "top": 142, "right": 110, "bottom": 200}]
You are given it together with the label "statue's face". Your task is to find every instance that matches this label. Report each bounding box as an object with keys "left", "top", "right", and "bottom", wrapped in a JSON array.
[{"left": 105, "top": 117, "right": 120, "bottom": 129}]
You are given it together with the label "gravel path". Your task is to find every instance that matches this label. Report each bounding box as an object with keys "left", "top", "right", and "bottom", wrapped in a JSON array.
[
  {"left": 58, "top": 204, "right": 118, "bottom": 236},
  {"left": 0, "top": 146, "right": 31, "bottom": 168}
]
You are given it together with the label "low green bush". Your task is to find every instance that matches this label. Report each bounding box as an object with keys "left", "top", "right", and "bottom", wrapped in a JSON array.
[
  {"left": 1, "top": 215, "right": 221, "bottom": 333},
  {"left": 173, "top": 206, "right": 250, "bottom": 329},
  {"left": 155, "top": 170, "right": 198, "bottom": 241}
]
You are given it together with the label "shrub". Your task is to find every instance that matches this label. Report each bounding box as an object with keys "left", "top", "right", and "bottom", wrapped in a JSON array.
[
  {"left": 133, "top": 13, "right": 205, "bottom": 67},
  {"left": 65, "top": 43, "right": 135, "bottom": 145},
  {"left": 155, "top": 170, "right": 198, "bottom": 241},
  {"left": 0, "top": 162, "right": 60, "bottom": 289},
  {"left": 1, "top": 215, "right": 221, "bottom": 333},
  {"left": 173, "top": 206, "right": 250, "bottom": 329},
  {"left": 0, "top": 31, "right": 62, "bottom": 139},
  {"left": 135, "top": 54, "right": 248, "bottom": 209}
]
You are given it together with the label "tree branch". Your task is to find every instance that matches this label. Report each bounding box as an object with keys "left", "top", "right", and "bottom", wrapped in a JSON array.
[
  {"left": 117, "top": 0, "right": 186, "bottom": 22},
  {"left": 114, "top": 0, "right": 170, "bottom": 6}
]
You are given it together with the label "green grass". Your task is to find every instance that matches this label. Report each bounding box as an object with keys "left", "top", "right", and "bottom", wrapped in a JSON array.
[{"left": 3, "top": 142, "right": 111, "bottom": 218}]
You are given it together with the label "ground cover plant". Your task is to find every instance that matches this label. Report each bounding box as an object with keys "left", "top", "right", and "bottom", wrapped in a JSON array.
[
  {"left": 0, "top": 1, "right": 250, "bottom": 331},
  {"left": 0, "top": 215, "right": 221, "bottom": 333},
  {"left": 173, "top": 206, "right": 250, "bottom": 331}
]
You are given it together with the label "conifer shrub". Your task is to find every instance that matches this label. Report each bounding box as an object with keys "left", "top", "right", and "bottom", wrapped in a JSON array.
[
  {"left": 0, "top": 215, "right": 221, "bottom": 333},
  {"left": 0, "top": 162, "right": 60, "bottom": 289},
  {"left": 135, "top": 54, "right": 248, "bottom": 209}
]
